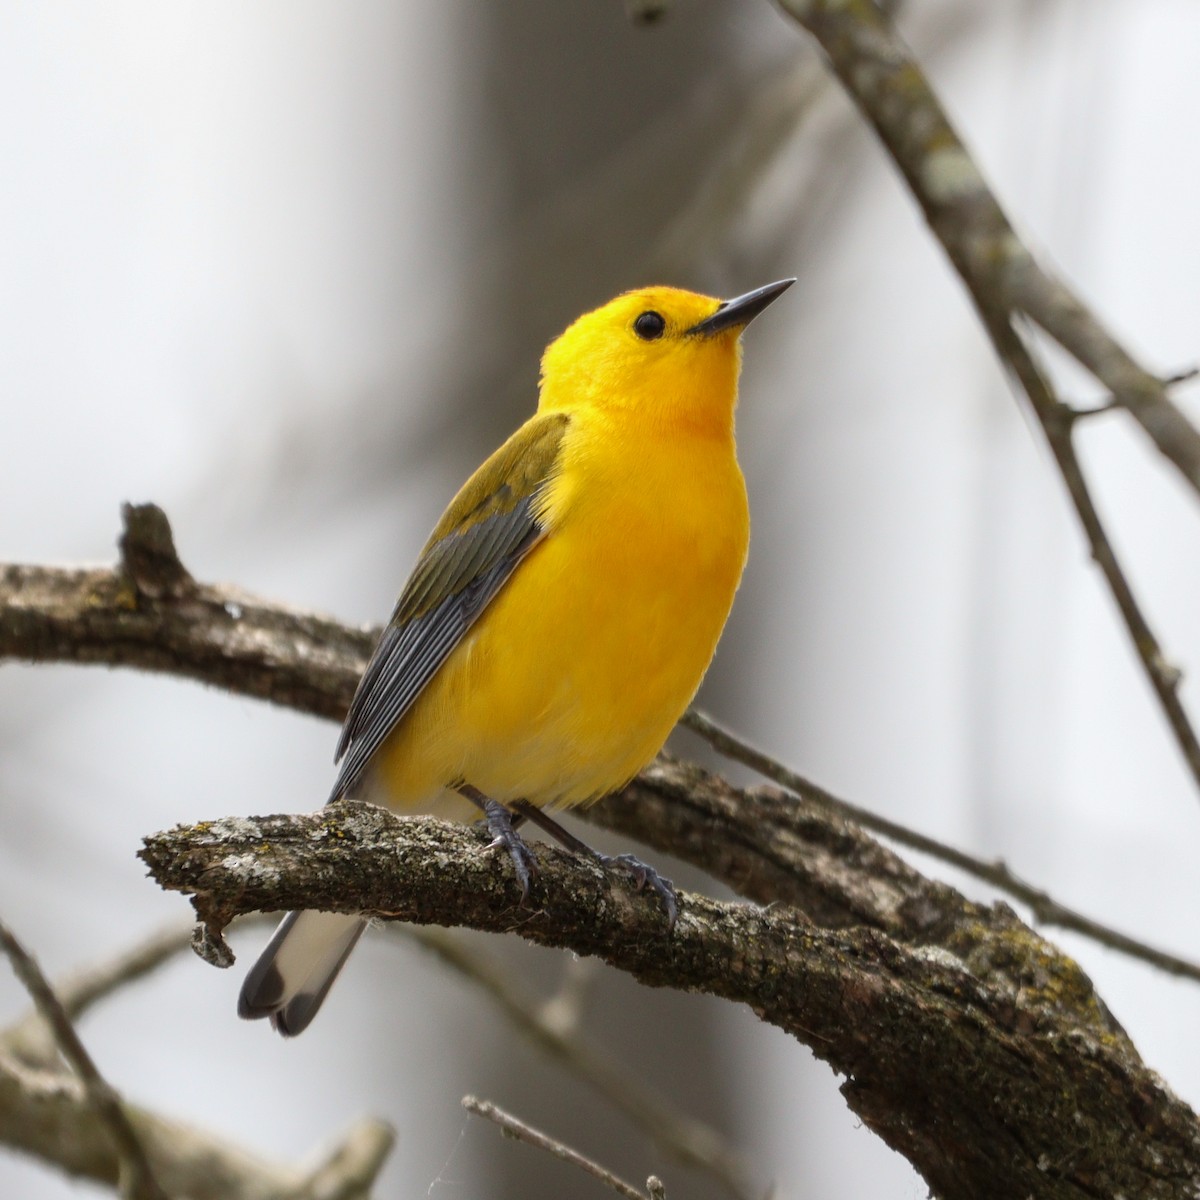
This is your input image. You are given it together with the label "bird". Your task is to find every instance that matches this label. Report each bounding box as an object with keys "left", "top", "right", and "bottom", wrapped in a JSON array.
[{"left": 238, "top": 278, "right": 794, "bottom": 1035}]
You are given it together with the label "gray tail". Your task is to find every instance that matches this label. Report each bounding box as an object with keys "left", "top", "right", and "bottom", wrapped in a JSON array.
[{"left": 238, "top": 910, "right": 367, "bottom": 1037}]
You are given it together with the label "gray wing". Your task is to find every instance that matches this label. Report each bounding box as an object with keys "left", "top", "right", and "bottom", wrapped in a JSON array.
[{"left": 328, "top": 497, "right": 544, "bottom": 803}]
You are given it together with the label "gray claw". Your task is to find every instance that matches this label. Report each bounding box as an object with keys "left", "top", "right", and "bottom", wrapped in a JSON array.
[{"left": 599, "top": 852, "right": 678, "bottom": 929}]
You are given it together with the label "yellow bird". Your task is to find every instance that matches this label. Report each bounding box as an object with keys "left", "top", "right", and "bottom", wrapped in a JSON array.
[{"left": 239, "top": 279, "right": 793, "bottom": 1035}]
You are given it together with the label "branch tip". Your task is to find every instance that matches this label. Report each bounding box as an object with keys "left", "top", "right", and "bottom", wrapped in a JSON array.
[
  {"left": 1164, "top": 365, "right": 1200, "bottom": 388},
  {"left": 464, "top": 1095, "right": 657, "bottom": 1200},
  {"left": 118, "top": 502, "right": 193, "bottom": 600},
  {"left": 190, "top": 920, "right": 235, "bottom": 969}
]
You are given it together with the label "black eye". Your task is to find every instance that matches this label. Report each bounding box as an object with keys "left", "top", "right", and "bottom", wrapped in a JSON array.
[{"left": 633, "top": 310, "right": 666, "bottom": 340}]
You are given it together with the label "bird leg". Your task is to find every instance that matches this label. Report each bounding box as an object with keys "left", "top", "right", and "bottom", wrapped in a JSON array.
[
  {"left": 458, "top": 785, "right": 538, "bottom": 901},
  {"left": 512, "top": 800, "right": 679, "bottom": 929}
]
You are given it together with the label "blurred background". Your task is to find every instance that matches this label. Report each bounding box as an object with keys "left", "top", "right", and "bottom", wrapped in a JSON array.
[{"left": 2, "top": 2, "right": 1199, "bottom": 1196}]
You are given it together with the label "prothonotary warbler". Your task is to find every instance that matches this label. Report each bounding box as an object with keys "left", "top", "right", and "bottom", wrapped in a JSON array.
[{"left": 239, "top": 279, "right": 794, "bottom": 1035}]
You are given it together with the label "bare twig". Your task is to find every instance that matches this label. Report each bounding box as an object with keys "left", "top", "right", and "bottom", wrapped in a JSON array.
[
  {"left": 773, "top": 0, "right": 1200, "bottom": 492},
  {"left": 405, "top": 928, "right": 755, "bottom": 1198},
  {"left": 0, "top": 1040, "right": 394, "bottom": 1200},
  {"left": 463, "top": 1095, "right": 664, "bottom": 1200},
  {"left": 0, "top": 917, "right": 167, "bottom": 1200},
  {"left": 772, "top": 0, "right": 1200, "bottom": 797},
  {"left": 1000, "top": 315, "right": 1200, "bottom": 798},
  {"left": 2, "top": 918, "right": 270, "bottom": 1068},
  {"left": 1, "top": 921, "right": 192, "bottom": 1069},
  {"left": 0, "top": 914, "right": 386, "bottom": 1198},
  {"left": 47, "top": 922, "right": 194, "bottom": 1022},
  {"left": 1163, "top": 366, "right": 1200, "bottom": 389},
  {"left": 681, "top": 708, "right": 1200, "bottom": 983}
]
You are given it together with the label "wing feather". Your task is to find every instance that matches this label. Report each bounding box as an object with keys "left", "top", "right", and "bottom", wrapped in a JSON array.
[{"left": 329, "top": 411, "right": 569, "bottom": 802}]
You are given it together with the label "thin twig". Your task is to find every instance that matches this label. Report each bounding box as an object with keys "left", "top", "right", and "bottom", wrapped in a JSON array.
[
  {"left": 1007, "top": 315, "right": 1200, "bottom": 794},
  {"left": 1, "top": 918, "right": 268, "bottom": 1067},
  {"left": 681, "top": 708, "right": 1200, "bottom": 983},
  {"left": 1, "top": 920, "right": 191, "bottom": 1068},
  {"left": 1162, "top": 366, "right": 1200, "bottom": 389},
  {"left": 44, "top": 915, "right": 267, "bottom": 1023},
  {"left": 0, "top": 916, "right": 168, "bottom": 1200},
  {"left": 463, "top": 1095, "right": 664, "bottom": 1200},
  {"left": 404, "top": 927, "right": 755, "bottom": 1199},
  {"left": 41, "top": 921, "right": 194, "bottom": 1024},
  {"left": 773, "top": 0, "right": 1200, "bottom": 494},
  {"left": 772, "top": 0, "right": 1200, "bottom": 799}
]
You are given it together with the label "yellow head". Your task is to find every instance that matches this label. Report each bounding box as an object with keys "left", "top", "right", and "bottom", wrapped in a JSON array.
[{"left": 538, "top": 280, "right": 794, "bottom": 436}]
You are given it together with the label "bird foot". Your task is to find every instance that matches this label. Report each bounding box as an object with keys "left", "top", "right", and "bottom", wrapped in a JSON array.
[
  {"left": 480, "top": 799, "right": 539, "bottom": 901},
  {"left": 597, "top": 852, "right": 679, "bottom": 929}
]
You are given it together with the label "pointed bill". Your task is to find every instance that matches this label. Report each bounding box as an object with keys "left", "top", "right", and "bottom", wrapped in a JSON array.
[{"left": 686, "top": 278, "right": 796, "bottom": 337}]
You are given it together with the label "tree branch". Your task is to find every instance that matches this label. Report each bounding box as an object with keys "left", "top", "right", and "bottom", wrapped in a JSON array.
[
  {"left": 0, "top": 917, "right": 394, "bottom": 1199},
  {"left": 7, "top": 509, "right": 1200, "bottom": 1196},
  {"left": 406, "top": 928, "right": 756, "bottom": 1199},
  {"left": 2, "top": 504, "right": 1190, "bottom": 985},
  {"left": 463, "top": 1095, "right": 665, "bottom": 1200},
  {"left": 0, "top": 917, "right": 167, "bottom": 1200},
  {"left": 0, "top": 1043, "right": 394, "bottom": 1200},
  {"left": 139, "top": 804, "right": 1200, "bottom": 1200},
  {"left": 770, "top": 0, "right": 1200, "bottom": 797},
  {"left": 0, "top": 502, "right": 368, "bottom": 721},
  {"left": 773, "top": 0, "right": 1200, "bottom": 494},
  {"left": 680, "top": 709, "right": 1200, "bottom": 983}
]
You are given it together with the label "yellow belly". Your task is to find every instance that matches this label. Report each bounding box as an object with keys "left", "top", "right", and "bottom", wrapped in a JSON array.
[{"left": 366, "top": 417, "right": 749, "bottom": 820}]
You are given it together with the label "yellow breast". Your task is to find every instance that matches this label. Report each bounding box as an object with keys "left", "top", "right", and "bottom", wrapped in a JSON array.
[{"left": 369, "top": 406, "right": 749, "bottom": 818}]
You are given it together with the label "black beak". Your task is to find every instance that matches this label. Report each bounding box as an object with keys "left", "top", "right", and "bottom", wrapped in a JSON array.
[{"left": 686, "top": 278, "right": 795, "bottom": 337}]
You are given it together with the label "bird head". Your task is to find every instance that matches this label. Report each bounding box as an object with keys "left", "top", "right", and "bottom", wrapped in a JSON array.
[{"left": 538, "top": 280, "right": 794, "bottom": 435}]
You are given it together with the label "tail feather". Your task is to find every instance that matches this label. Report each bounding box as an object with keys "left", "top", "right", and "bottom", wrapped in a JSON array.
[{"left": 238, "top": 910, "right": 367, "bottom": 1037}]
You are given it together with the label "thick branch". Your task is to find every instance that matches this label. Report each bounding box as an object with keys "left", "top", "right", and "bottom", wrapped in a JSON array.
[
  {"left": 8, "top": 510, "right": 1200, "bottom": 1196},
  {"left": 140, "top": 805, "right": 1200, "bottom": 1200},
  {"left": 2, "top": 510, "right": 1192, "bottom": 978},
  {"left": 0, "top": 503, "right": 369, "bottom": 721}
]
